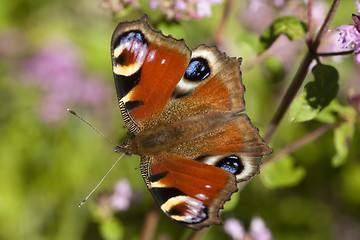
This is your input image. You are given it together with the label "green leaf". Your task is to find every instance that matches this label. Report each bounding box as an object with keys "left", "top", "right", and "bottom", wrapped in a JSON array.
[
  {"left": 315, "top": 101, "right": 340, "bottom": 123},
  {"left": 315, "top": 100, "right": 357, "bottom": 124},
  {"left": 314, "top": 100, "right": 356, "bottom": 166},
  {"left": 258, "top": 16, "right": 307, "bottom": 53},
  {"left": 306, "top": 64, "right": 339, "bottom": 110},
  {"left": 289, "top": 91, "right": 319, "bottom": 122},
  {"left": 261, "top": 156, "right": 306, "bottom": 188},
  {"left": 332, "top": 122, "right": 354, "bottom": 167},
  {"left": 289, "top": 64, "right": 339, "bottom": 122}
]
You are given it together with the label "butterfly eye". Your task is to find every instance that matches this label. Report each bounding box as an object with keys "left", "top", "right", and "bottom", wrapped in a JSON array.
[
  {"left": 184, "top": 58, "right": 210, "bottom": 82},
  {"left": 215, "top": 155, "right": 244, "bottom": 175}
]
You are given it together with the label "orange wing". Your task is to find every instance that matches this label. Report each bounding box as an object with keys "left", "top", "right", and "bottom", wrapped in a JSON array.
[
  {"left": 111, "top": 16, "right": 191, "bottom": 133},
  {"left": 140, "top": 154, "right": 237, "bottom": 230}
]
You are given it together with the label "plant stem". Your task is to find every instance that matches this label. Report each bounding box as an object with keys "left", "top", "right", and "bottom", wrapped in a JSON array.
[
  {"left": 264, "top": 0, "right": 342, "bottom": 142},
  {"left": 307, "top": 0, "right": 313, "bottom": 41},
  {"left": 213, "top": 0, "right": 234, "bottom": 47},
  {"left": 140, "top": 204, "right": 159, "bottom": 240},
  {"left": 317, "top": 50, "right": 354, "bottom": 56},
  {"left": 263, "top": 123, "right": 336, "bottom": 167},
  {"left": 312, "top": 0, "right": 342, "bottom": 49},
  {"left": 264, "top": 51, "right": 313, "bottom": 142}
]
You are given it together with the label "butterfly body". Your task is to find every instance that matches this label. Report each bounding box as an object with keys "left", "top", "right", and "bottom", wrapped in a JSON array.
[{"left": 111, "top": 15, "right": 271, "bottom": 229}]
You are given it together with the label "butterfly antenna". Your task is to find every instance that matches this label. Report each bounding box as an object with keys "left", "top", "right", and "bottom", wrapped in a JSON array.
[
  {"left": 67, "top": 108, "right": 119, "bottom": 147},
  {"left": 79, "top": 153, "right": 125, "bottom": 207}
]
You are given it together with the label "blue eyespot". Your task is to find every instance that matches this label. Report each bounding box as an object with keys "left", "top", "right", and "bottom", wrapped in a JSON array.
[
  {"left": 215, "top": 155, "right": 244, "bottom": 175},
  {"left": 184, "top": 58, "right": 210, "bottom": 82}
]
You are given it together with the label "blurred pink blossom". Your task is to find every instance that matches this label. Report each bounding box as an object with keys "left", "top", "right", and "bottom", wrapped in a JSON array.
[
  {"left": 21, "top": 40, "right": 110, "bottom": 124},
  {"left": 100, "top": 0, "right": 138, "bottom": 13},
  {"left": 149, "top": 0, "right": 223, "bottom": 20},
  {"left": 224, "top": 218, "right": 245, "bottom": 240},
  {"left": 334, "top": 0, "right": 360, "bottom": 63},
  {"left": 249, "top": 217, "right": 273, "bottom": 240},
  {"left": 96, "top": 178, "right": 143, "bottom": 215},
  {"left": 110, "top": 179, "right": 133, "bottom": 211},
  {"left": 224, "top": 217, "right": 272, "bottom": 240}
]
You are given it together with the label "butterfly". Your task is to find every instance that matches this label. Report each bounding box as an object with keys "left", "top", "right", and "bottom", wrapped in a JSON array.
[{"left": 111, "top": 15, "right": 271, "bottom": 230}]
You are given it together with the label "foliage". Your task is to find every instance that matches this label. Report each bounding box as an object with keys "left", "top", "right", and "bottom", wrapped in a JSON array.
[{"left": 258, "top": 16, "right": 307, "bottom": 54}]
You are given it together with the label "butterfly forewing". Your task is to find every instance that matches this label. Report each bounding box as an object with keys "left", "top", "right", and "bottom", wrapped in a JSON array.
[{"left": 111, "top": 16, "right": 191, "bottom": 133}]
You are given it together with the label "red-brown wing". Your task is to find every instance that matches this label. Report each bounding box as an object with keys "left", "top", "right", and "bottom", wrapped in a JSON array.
[
  {"left": 111, "top": 16, "right": 191, "bottom": 133},
  {"left": 140, "top": 154, "right": 237, "bottom": 230},
  {"left": 153, "top": 45, "right": 246, "bottom": 126},
  {"left": 111, "top": 17, "right": 246, "bottom": 133},
  {"left": 191, "top": 114, "right": 271, "bottom": 182}
]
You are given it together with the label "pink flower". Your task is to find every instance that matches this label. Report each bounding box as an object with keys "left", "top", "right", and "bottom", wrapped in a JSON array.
[
  {"left": 96, "top": 178, "right": 143, "bottom": 217},
  {"left": 224, "top": 217, "right": 272, "bottom": 240},
  {"left": 196, "top": 0, "right": 222, "bottom": 18},
  {"left": 110, "top": 179, "right": 133, "bottom": 211},
  {"left": 149, "top": 0, "right": 223, "bottom": 20},
  {"left": 249, "top": 217, "right": 273, "bottom": 240},
  {"left": 20, "top": 40, "right": 110, "bottom": 124},
  {"left": 334, "top": 0, "right": 360, "bottom": 63},
  {"left": 224, "top": 218, "right": 245, "bottom": 240},
  {"left": 149, "top": 0, "right": 158, "bottom": 9},
  {"left": 100, "top": 0, "right": 138, "bottom": 13}
]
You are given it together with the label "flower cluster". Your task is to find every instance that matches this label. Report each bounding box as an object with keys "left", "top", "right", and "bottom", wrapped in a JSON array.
[
  {"left": 224, "top": 217, "right": 272, "bottom": 240},
  {"left": 149, "top": 0, "right": 223, "bottom": 20},
  {"left": 96, "top": 178, "right": 142, "bottom": 219},
  {"left": 334, "top": 0, "right": 360, "bottom": 63},
  {"left": 20, "top": 40, "right": 110, "bottom": 124},
  {"left": 99, "top": 0, "right": 138, "bottom": 13}
]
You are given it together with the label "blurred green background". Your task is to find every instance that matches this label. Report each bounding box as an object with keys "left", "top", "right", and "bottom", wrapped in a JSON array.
[{"left": 1, "top": 0, "right": 359, "bottom": 239}]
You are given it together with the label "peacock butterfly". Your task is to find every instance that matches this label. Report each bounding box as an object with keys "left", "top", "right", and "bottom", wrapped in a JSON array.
[{"left": 111, "top": 15, "right": 271, "bottom": 230}]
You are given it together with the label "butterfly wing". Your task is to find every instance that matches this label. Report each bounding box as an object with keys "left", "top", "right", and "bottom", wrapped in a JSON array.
[
  {"left": 140, "top": 154, "right": 237, "bottom": 230},
  {"left": 111, "top": 15, "right": 191, "bottom": 133}
]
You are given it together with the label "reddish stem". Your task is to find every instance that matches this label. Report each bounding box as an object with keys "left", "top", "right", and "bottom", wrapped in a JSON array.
[
  {"left": 140, "top": 204, "right": 159, "bottom": 240},
  {"left": 213, "top": 0, "right": 235, "bottom": 47},
  {"left": 307, "top": 0, "right": 313, "bottom": 41},
  {"left": 263, "top": 123, "right": 336, "bottom": 167}
]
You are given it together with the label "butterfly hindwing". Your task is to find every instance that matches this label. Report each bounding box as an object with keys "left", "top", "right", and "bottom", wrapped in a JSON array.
[
  {"left": 140, "top": 154, "right": 237, "bottom": 230},
  {"left": 189, "top": 114, "right": 271, "bottom": 182}
]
